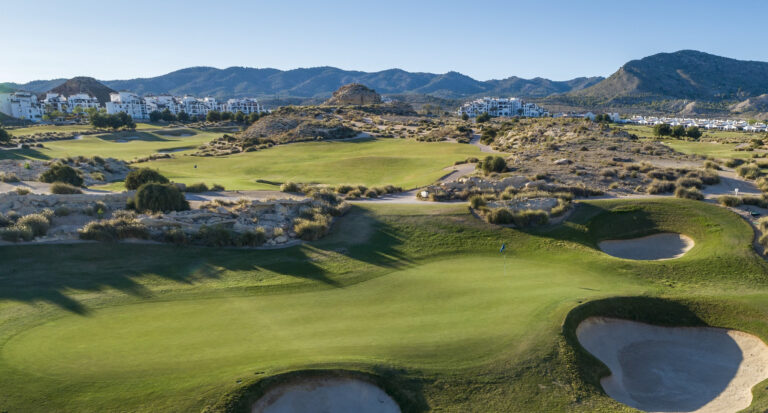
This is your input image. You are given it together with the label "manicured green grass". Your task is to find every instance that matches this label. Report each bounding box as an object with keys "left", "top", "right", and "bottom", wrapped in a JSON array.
[
  {"left": 663, "top": 140, "right": 758, "bottom": 159},
  {"left": 136, "top": 137, "right": 482, "bottom": 190},
  {"left": 0, "top": 129, "right": 217, "bottom": 161},
  {"left": 7, "top": 122, "right": 160, "bottom": 136},
  {"left": 621, "top": 124, "right": 756, "bottom": 140},
  {"left": 1, "top": 199, "right": 767, "bottom": 412}
]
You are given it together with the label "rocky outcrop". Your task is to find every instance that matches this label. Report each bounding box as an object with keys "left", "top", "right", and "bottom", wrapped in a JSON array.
[
  {"left": 325, "top": 83, "right": 382, "bottom": 106},
  {"left": 0, "top": 157, "right": 130, "bottom": 186},
  {"left": 0, "top": 192, "right": 129, "bottom": 216}
]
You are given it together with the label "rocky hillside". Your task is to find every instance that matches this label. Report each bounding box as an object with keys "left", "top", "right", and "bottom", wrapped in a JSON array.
[
  {"left": 47, "top": 77, "right": 116, "bottom": 104},
  {"left": 324, "top": 84, "right": 382, "bottom": 105},
  {"left": 569, "top": 50, "right": 768, "bottom": 102},
  {"left": 4, "top": 67, "right": 602, "bottom": 100},
  {"left": 194, "top": 106, "right": 358, "bottom": 156}
]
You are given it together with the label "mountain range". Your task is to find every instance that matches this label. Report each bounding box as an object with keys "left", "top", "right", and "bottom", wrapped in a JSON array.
[
  {"left": 3, "top": 50, "right": 768, "bottom": 115},
  {"left": 1, "top": 67, "right": 602, "bottom": 100}
]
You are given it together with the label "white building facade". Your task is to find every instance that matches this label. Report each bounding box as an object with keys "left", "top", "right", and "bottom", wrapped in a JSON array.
[
  {"left": 458, "top": 97, "right": 548, "bottom": 118},
  {"left": 105, "top": 92, "right": 148, "bottom": 120}
]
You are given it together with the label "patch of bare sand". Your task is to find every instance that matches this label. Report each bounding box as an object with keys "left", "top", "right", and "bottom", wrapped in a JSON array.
[
  {"left": 577, "top": 317, "right": 768, "bottom": 413},
  {"left": 252, "top": 377, "right": 400, "bottom": 413},
  {"left": 599, "top": 233, "right": 693, "bottom": 260}
]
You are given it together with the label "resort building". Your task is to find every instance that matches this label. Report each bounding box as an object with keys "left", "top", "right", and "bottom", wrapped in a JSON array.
[
  {"left": 105, "top": 92, "right": 149, "bottom": 120},
  {"left": 0, "top": 92, "right": 44, "bottom": 122},
  {"left": 458, "top": 97, "right": 548, "bottom": 118},
  {"left": 66, "top": 93, "right": 100, "bottom": 111}
]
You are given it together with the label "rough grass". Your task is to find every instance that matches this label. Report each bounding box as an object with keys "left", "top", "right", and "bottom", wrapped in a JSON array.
[{"left": 0, "top": 200, "right": 766, "bottom": 413}]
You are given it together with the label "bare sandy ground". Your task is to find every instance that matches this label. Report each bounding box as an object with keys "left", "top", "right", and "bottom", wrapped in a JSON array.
[
  {"left": 251, "top": 377, "right": 400, "bottom": 413},
  {"left": 599, "top": 233, "right": 694, "bottom": 260},
  {"left": 577, "top": 317, "right": 768, "bottom": 413}
]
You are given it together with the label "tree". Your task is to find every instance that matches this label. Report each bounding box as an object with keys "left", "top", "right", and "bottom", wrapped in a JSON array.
[
  {"left": 476, "top": 112, "right": 491, "bottom": 123},
  {"left": 206, "top": 110, "right": 221, "bottom": 122},
  {"left": 234, "top": 111, "right": 246, "bottom": 123},
  {"left": 125, "top": 168, "right": 169, "bottom": 190},
  {"left": 653, "top": 123, "right": 672, "bottom": 137},
  {"left": 686, "top": 126, "right": 702, "bottom": 140},
  {"left": 671, "top": 125, "right": 686, "bottom": 138},
  {"left": 461, "top": 113, "right": 469, "bottom": 121},
  {"left": 134, "top": 183, "right": 189, "bottom": 213},
  {"left": 160, "top": 108, "right": 175, "bottom": 122},
  {"left": 248, "top": 112, "right": 260, "bottom": 123},
  {"left": 149, "top": 110, "right": 162, "bottom": 122},
  {"left": 39, "top": 163, "right": 83, "bottom": 186},
  {"left": 176, "top": 111, "right": 190, "bottom": 123},
  {"left": 221, "top": 111, "right": 234, "bottom": 121},
  {"left": 0, "top": 127, "right": 11, "bottom": 144},
  {"left": 480, "top": 155, "right": 506, "bottom": 174}
]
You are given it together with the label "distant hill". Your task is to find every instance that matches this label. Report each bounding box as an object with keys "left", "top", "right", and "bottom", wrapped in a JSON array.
[
  {"left": 47, "top": 77, "right": 116, "bottom": 104},
  {"left": 568, "top": 50, "right": 768, "bottom": 103},
  {"left": 1, "top": 67, "right": 602, "bottom": 101}
]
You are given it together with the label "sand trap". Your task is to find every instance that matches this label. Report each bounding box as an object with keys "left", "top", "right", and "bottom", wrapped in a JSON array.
[
  {"left": 577, "top": 317, "right": 768, "bottom": 413},
  {"left": 598, "top": 233, "right": 693, "bottom": 260},
  {"left": 252, "top": 376, "right": 400, "bottom": 413}
]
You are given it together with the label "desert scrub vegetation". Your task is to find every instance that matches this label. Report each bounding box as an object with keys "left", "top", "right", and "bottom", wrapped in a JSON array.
[
  {"left": 674, "top": 186, "right": 704, "bottom": 200},
  {"left": 735, "top": 163, "right": 762, "bottom": 180},
  {"left": 39, "top": 163, "right": 83, "bottom": 186},
  {"left": 293, "top": 213, "right": 331, "bottom": 241},
  {"left": 191, "top": 225, "right": 267, "bottom": 247},
  {"left": 646, "top": 179, "right": 675, "bottom": 194},
  {"left": 0, "top": 210, "right": 52, "bottom": 241},
  {"left": 125, "top": 168, "right": 169, "bottom": 190},
  {"left": 130, "top": 183, "right": 189, "bottom": 213},
  {"left": 183, "top": 182, "right": 224, "bottom": 193},
  {"left": 50, "top": 182, "right": 83, "bottom": 194},
  {"left": 0, "top": 172, "right": 20, "bottom": 182},
  {"left": 479, "top": 156, "right": 507, "bottom": 175},
  {"left": 718, "top": 195, "right": 742, "bottom": 207},
  {"left": 79, "top": 212, "right": 149, "bottom": 241}
]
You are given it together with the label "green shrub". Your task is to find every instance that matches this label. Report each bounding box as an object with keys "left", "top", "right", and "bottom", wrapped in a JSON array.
[
  {"left": 480, "top": 156, "right": 507, "bottom": 174},
  {"left": 39, "top": 163, "right": 83, "bottom": 186},
  {"left": 78, "top": 216, "right": 149, "bottom": 241},
  {"left": 512, "top": 210, "right": 549, "bottom": 227},
  {"left": 293, "top": 215, "right": 331, "bottom": 241},
  {"left": 703, "top": 160, "right": 721, "bottom": 170},
  {"left": 675, "top": 177, "right": 703, "bottom": 189},
  {"left": 134, "top": 183, "right": 189, "bottom": 212},
  {"left": 469, "top": 195, "right": 486, "bottom": 209},
  {"left": 16, "top": 213, "right": 50, "bottom": 237},
  {"left": 50, "top": 182, "right": 83, "bottom": 194},
  {"left": 674, "top": 186, "right": 703, "bottom": 200},
  {"left": 736, "top": 163, "right": 761, "bottom": 180},
  {"left": 280, "top": 182, "right": 300, "bottom": 192},
  {"left": 345, "top": 189, "right": 362, "bottom": 199},
  {"left": 162, "top": 228, "right": 188, "bottom": 245},
  {"left": 646, "top": 179, "right": 675, "bottom": 194},
  {"left": 756, "top": 177, "right": 768, "bottom": 192},
  {"left": 363, "top": 189, "right": 378, "bottom": 198},
  {"left": 336, "top": 185, "right": 355, "bottom": 194},
  {"left": 124, "top": 168, "right": 169, "bottom": 190},
  {"left": 0, "top": 172, "right": 20, "bottom": 183},
  {"left": 15, "top": 187, "right": 30, "bottom": 195},
  {"left": 486, "top": 208, "right": 514, "bottom": 224},
  {"left": 185, "top": 182, "right": 209, "bottom": 193},
  {"left": 718, "top": 195, "right": 742, "bottom": 207},
  {"left": 193, "top": 225, "right": 234, "bottom": 247},
  {"left": 238, "top": 228, "right": 266, "bottom": 247},
  {"left": 724, "top": 158, "right": 744, "bottom": 168},
  {"left": 757, "top": 217, "right": 768, "bottom": 232},
  {"left": 211, "top": 183, "right": 225, "bottom": 191},
  {"left": 0, "top": 225, "right": 33, "bottom": 242},
  {"left": 91, "top": 172, "right": 106, "bottom": 181},
  {"left": 741, "top": 195, "right": 768, "bottom": 208}
]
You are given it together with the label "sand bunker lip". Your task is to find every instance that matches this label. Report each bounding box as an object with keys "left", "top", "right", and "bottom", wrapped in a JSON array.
[
  {"left": 598, "top": 233, "right": 693, "bottom": 260},
  {"left": 251, "top": 376, "right": 400, "bottom": 413},
  {"left": 576, "top": 317, "right": 768, "bottom": 413}
]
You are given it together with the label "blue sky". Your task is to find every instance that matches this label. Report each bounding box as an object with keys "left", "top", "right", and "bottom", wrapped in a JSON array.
[{"left": 2, "top": 0, "right": 767, "bottom": 83}]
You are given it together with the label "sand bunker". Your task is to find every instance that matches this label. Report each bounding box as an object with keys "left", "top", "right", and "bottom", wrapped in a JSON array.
[
  {"left": 252, "top": 376, "right": 400, "bottom": 413},
  {"left": 577, "top": 317, "right": 768, "bottom": 413},
  {"left": 598, "top": 233, "right": 693, "bottom": 260}
]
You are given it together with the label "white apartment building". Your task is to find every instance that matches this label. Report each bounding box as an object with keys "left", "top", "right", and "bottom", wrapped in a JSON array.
[
  {"left": 0, "top": 92, "right": 44, "bottom": 121},
  {"left": 66, "top": 93, "right": 100, "bottom": 111},
  {"left": 105, "top": 92, "right": 148, "bottom": 119},
  {"left": 458, "top": 97, "right": 548, "bottom": 118},
  {"left": 224, "top": 98, "right": 262, "bottom": 115},
  {"left": 43, "top": 93, "right": 68, "bottom": 112}
]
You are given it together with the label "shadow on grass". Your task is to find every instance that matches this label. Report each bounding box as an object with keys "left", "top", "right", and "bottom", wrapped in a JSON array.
[
  {"left": 0, "top": 206, "right": 411, "bottom": 314},
  {"left": 0, "top": 147, "right": 52, "bottom": 161}
]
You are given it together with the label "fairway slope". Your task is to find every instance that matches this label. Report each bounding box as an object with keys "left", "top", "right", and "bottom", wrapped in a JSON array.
[{"left": 576, "top": 317, "right": 768, "bottom": 413}]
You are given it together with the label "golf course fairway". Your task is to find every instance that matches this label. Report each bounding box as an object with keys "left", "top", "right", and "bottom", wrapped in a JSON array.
[{"left": 1, "top": 200, "right": 768, "bottom": 412}]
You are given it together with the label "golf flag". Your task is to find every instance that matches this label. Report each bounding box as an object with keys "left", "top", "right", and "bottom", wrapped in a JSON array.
[{"left": 499, "top": 243, "right": 506, "bottom": 253}]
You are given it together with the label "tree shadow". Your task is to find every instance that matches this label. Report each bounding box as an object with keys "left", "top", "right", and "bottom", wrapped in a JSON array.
[
  {"left": 0, "top": 147, "right": 51, "bottom": 160},
  {"left": 0, "top": 206, "right": 410, "bottom": 315}
]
